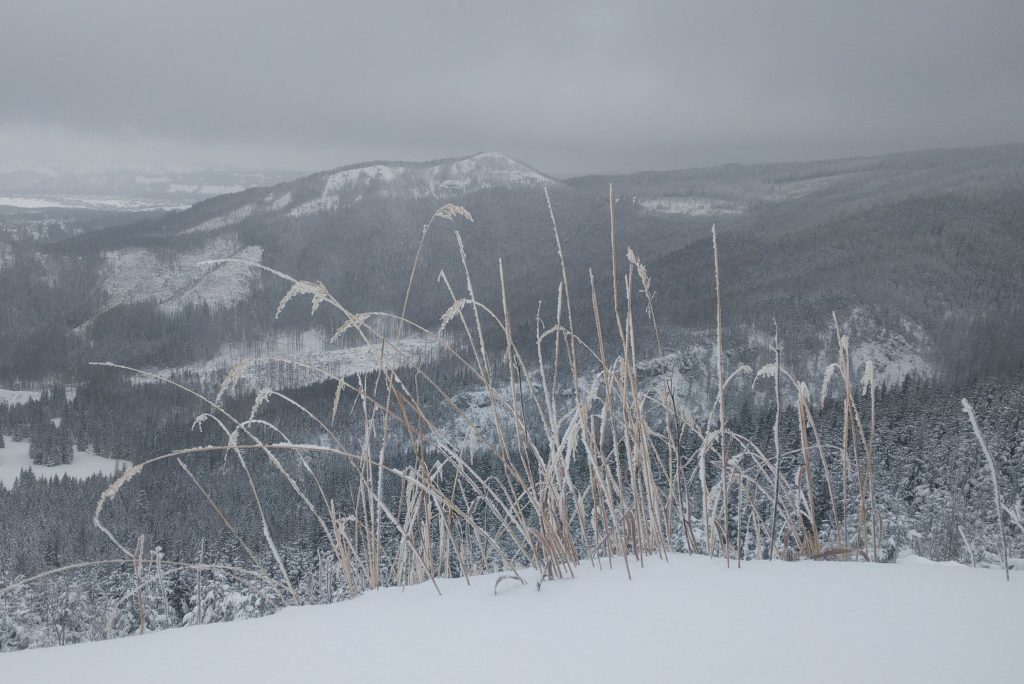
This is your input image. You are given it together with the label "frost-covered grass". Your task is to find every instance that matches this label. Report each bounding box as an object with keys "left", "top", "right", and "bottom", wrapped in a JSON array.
[
  {"left": 0, "top": 439, "right": 129, "bottom": 489},
  {"left": 2, "top": 553, "right": 1019, "bottom": 683},
  {"left": 81, "top": 196, "right": 1017, "bottom": 604}
]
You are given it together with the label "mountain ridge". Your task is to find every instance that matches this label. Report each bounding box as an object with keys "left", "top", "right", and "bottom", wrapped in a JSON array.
[{"left": 4, "top": 142, "right": 1023, "bottom": 386}]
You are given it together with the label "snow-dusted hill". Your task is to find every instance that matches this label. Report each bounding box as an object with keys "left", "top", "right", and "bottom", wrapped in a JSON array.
[
  {"left": 2, "top": 554, "right": 1019, "bottom": 683},
  {"left": 289, "top": 152, "right": 556, "bottom": 215},
  {"left": 82, "top": 152, "right": 555, "bottom": 313}
]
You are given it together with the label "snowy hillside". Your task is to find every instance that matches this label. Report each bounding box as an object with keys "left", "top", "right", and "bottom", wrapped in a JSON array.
[
  {"left": 76, "top": 152, "right": 555, "bottom": 313},
  {"left": 3, "top": 554, "right": 1019, "bottom": 683},
  {"left": 99, "top": 236, "right": 263, "bottom": 313}
]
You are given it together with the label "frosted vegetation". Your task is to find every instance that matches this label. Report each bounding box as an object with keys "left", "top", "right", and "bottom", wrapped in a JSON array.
[{"left": 2, "top": 193, "right": 1020, "bottom": 655}]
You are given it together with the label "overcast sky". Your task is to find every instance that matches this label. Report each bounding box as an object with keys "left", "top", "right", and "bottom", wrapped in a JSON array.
[{"left": 2, "top": 0, "right": 1023, "bottom": 175}]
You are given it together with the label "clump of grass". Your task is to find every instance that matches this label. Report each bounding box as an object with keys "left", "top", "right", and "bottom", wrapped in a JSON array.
[{"left": 84, "top": 194, "right": 884, "bottom": 587}]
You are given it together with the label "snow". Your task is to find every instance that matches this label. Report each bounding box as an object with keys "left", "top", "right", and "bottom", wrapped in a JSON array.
[
  {"left": 167, "top": 184, "right": 247, "bottom": 196},
  {"left": 0, "top": 439, "right": 130, "bottom": 489},
  {"left": 637, "top": 196, "right": 746, "bottom": 216},
  {"left": 762, "top": 175, "right": 846, "bottom": 201},
  {"left": 0, "top": 386, "right": 77, "bottom": 406},
  {"left": 265, "top": 191, "right": 292, "bottom": 210},
  {"left": 822, "top": 309, "right": 932, "bottom": 386},
  {"left": 170, "top": 246, "right": 263, "bottom": 309},
  {"left": 0, "top": 196, "right": 189, "bottom": 211},
  {"left": 288, "top": 194, "right": 338, "bottom": 217},
  {"left": 100, "top": 236, "right": 262, "bottom": 312},
  {"left": 2, "top": 553, "right": 1019, "bottom": 683},
  {"left": 851, "top": 340, "right": 930, "bottom": 386},
  {"left": 184, "top": 204, "right": 255, "bottom": 234},
  {"left": 447, "top": 152, "right": 551, "bottom": 186},
  {"left": 0, "top": 388, "right": 43, "bottom": 405},
  {"left": 144, "top": 329, "right": 436, "bottom": 394},
  {"left": 323, "top": 164, "right": 403, "bottom": 193},
  {"left": 291, "top": 153, "right": 556, "bottom": 216}
]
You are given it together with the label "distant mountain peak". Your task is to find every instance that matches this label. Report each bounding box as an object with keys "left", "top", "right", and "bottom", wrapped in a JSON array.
[{"left": 287, "top": 152, "right": 556, "bottom": 216}]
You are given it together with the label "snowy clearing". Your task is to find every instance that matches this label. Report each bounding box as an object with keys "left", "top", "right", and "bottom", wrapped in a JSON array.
[
  {"left": 0, "top": 388, "right": 43, "bottom": 405},
  {"left": 0, "top": 386, "right": 77, "bottom": 406},
  {"left": 2, "top": 554, "right": 1019, "bottom": 683},
  {"left": 0, "top": 439, "right": 129, "bottom": 489}
]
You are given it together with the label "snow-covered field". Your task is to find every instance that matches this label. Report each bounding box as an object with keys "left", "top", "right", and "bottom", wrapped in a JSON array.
[
  {"left": 142, "top": 329, "right": 438, "bottom": 394},
  {"left": 2, "top": 554, "right": 1018, "bottom": 683},
  {"left": 0, "top": 196, "right": 189, "bottom": 211},
  {"left": 0, "top": 388, "right": 43, "bottom": 405},
  {"left": 0, "top": 439, "right": 129, "bottom": 488},
  {"left": 0, "top": 386, "right": 77, "bottom": 406}
]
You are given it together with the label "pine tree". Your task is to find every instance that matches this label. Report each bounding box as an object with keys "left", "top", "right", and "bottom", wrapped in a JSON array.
[
  {"left": 56, "top": 424, "right": 73, "bottom": 465},
  {"left": 27, "top": 423, "right": 45, "bottom": 465}
]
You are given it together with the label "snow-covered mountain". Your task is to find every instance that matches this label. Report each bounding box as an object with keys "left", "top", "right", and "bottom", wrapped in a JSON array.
[
  {"left": 84, "top": 152, "right": 560, "bottom": 313},
  {"left": 5, "top": 144, "right": 1022, "bottom": 394}
]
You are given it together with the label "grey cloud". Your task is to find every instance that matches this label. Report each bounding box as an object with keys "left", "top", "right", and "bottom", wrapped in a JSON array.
[{"left": 2, "top": 0, "right": 1022, "bottom": 174}]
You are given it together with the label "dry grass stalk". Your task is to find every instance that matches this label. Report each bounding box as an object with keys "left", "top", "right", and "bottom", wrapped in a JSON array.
[{"left": 961, "top": 398, "right": 1010, "bottom": 581}]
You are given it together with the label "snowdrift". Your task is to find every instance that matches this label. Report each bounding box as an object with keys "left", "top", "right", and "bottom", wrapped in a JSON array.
[{"left": 3, "top": 554, "right": 1019, "bottom": 683}]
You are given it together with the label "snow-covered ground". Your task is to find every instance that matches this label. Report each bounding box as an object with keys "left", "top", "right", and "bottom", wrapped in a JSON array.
[
  {"left": 0, "top": 439, "right": 129, "bottom": 488},
  {"left": 2, "top": 553, "right": 1018, "bottom": 683}
]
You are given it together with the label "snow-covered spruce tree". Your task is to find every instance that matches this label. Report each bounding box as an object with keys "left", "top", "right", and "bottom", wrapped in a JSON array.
[{"left": 0, "top": 579, "right": 35, "bottom": 652}]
